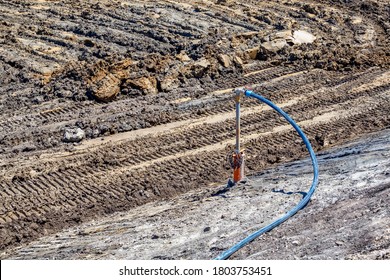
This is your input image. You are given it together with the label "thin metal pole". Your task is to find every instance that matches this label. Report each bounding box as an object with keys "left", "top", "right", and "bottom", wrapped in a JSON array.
[{"left": 235, "top": 92, "right": 240, "bottom": 153}]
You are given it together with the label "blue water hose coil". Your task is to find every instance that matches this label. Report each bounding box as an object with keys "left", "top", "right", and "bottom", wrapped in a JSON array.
[{"left": 214, "top": 90, "right": 319, "bottom": 260}]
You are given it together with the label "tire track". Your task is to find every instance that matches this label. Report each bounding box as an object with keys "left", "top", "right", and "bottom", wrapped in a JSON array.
[
  {"left": 1, "top": 88, "right": 389, "bottom": 242},
  {"left": 1, "top": 0, "right": 390, "bottom": 252}
]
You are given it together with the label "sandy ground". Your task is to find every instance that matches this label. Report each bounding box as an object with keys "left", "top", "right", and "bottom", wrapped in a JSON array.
[{"left": 3, "top": 129, "right": 389, "bottom": 260}]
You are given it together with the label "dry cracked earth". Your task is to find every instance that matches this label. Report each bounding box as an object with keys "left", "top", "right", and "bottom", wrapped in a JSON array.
[{"left": 0, "top": 0, "right": 389, "bottom": 259}]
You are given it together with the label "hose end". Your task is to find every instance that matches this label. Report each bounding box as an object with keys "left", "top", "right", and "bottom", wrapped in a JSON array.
[{"left": 244, "top": 90, "right": 253, "bottom": 97}]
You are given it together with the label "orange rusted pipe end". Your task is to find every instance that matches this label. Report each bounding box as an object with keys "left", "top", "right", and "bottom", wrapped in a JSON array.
[{"left": 232, "top": 152, "right": 245, "bottom": 183}]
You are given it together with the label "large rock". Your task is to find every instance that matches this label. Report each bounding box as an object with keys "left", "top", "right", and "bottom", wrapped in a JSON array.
[
  {"left": 88, "top": 69, "right": 121, "bottom": 102},
  {"left": 292, "top": 30, "right": 316, "bottom": 44},
  {"left": 217, "top": 54, "right": 232, "bottom": 67},
  {"left": 176, "top": 51, "right": 191, "bottom": 62},
  {"left": 260, "top": 30, "right": 316, "bottom": 55},
  {"left": 194, "top": 58, "right": 210, "bottom": 68},
  {"left": 233, "top": 56, "right": 244, "bottom": 66},
  {"left": 191, "top": 58, "right": 211, "bottom": 78},
  {"left": 245, "top": 47, "right": 259, "bottom": 59},
  {"left": 63, "top": 127, "right": 85, "bottom": 143},
  {"left": 261, "top": 39, "right": 288, "bottom": 53},
  {"left": 126, "top": 76, "right": 158, "bottom": 95},
  {"left": 273, "top": 30, "right": 295, "bottom": 44}
]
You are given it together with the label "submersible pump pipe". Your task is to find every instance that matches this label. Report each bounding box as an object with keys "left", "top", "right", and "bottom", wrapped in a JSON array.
[
  {"left": 214, "top": 89, "right": 319, "bottom": 260},
  {"left": 235, "top": 91, "right": 241, "bottom": 154}
]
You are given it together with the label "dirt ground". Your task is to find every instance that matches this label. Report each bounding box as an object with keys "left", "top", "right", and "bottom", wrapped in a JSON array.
[
  {"left": 0, "top": 0, "right": 389, "bottom": 259},
  {"left": 2, "top": 129, "right": 389, "bottom": 260}
]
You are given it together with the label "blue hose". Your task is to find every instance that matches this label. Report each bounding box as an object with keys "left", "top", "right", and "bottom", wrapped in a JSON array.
[{"left": 214, "top": 90, "right": 319, "bottom": 260}]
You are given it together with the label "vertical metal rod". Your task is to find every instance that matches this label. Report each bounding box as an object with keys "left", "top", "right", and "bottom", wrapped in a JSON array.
[{"left": 235, "top": 92, "right": 241, "bottom": 153}]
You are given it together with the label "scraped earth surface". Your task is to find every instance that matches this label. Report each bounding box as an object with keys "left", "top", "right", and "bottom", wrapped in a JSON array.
[
  {"left": 2, "top": 129, "right": 390, "bottom": 260},
  {"left": 0, "top": 0, "right": 389, "bottom": 259}
]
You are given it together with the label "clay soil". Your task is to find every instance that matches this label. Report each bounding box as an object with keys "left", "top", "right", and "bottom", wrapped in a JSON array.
[{"left": 0, "top": 0, "right": 389, "bottom": 259}]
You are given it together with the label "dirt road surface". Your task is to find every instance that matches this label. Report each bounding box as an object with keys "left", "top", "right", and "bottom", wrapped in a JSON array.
[
  {"left": 0, "top": 0, "right": 389, "bottom": 259},
  {"left": 2, "top": 129, "right": 389, "bottom": 260}
]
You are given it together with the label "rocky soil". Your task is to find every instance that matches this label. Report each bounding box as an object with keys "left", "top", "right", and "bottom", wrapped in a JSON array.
[{"left": 0, "top": 0, "right": 389, "bottom": 259}]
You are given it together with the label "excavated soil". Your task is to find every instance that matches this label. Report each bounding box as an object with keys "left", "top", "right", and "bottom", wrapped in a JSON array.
[
  {"left": 2, "top": 129, "right": 389, "bottom": 260},
  {"left": 0, "top": 0, "right": 389, "bottom": 258}
]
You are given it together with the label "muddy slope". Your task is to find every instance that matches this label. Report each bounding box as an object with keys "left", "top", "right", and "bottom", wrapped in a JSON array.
[{"left": 0, "top": 0, "right": 390, "bottom": 253}]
